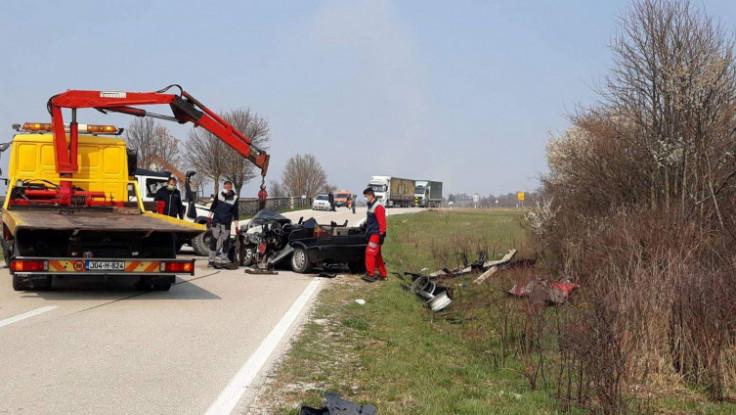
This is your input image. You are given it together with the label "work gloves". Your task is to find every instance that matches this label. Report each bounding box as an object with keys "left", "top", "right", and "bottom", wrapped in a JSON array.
[{"left": 379, "top": 233, "right": 386, "bottom": 245}]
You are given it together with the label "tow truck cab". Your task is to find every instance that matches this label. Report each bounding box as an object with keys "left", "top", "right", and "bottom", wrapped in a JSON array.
[{"left": 1, "top": 125, "right": 204, "bottom": 291}]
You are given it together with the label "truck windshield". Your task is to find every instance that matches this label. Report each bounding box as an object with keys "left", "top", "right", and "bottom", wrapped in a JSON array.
[
  {"left": 336, "top": 193, "right": 349, "bottom": 199},
  {"left": 414, "top": 185, "right": 425, "bottom": 194},
  {"left": 370, "top": 184, "right": 387, "bottom": 192}
]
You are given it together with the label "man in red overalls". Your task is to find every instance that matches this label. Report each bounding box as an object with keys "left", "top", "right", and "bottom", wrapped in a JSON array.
[{"left": 361, "top": 187, "right": 387, "bottom": 283}]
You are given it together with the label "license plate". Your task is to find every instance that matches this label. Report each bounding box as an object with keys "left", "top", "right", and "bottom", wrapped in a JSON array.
[{"left": 86, "top": 260, "right": 125, "bottom": 271}]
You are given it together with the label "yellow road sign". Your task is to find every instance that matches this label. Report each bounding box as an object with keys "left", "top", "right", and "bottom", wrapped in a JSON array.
[{"left": 517, "top": 192, "right": 525, "bottom": 201}]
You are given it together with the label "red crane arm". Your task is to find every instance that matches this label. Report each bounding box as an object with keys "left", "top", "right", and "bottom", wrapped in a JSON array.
[{"left": 48, "top": 86, "right": 270, "bottom": 177}]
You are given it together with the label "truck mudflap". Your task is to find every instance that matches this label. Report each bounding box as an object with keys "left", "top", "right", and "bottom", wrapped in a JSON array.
[{"left": 9, "top": 257, "right": 195, "bottom": 276}]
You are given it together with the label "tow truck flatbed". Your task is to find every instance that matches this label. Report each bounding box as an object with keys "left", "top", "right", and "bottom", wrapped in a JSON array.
[{"left": 2, "top": 208, "right": 203, "bottom": 238}]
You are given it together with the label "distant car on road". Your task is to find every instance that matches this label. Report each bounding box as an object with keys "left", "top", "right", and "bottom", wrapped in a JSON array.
[{"left": 312, "top": 193, "right": 332, "bottom": 210}]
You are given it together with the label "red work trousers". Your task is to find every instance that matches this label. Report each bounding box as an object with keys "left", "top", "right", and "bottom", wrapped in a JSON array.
[{"left": 364, "top": 234, "right": 386, "bottom": 278}]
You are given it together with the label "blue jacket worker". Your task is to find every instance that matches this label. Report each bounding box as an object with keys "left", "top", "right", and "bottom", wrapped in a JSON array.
[{"left": 208, "top": 180, "right": 239, "bottom": 269}]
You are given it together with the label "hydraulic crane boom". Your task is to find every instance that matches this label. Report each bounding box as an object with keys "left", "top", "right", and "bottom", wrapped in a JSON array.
[{"left": 46, "top": 84, "right": 269, "bottom": 206}]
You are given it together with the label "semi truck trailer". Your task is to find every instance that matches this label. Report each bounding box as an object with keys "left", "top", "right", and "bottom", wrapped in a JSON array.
[
  {"left": 367, "top": 176, "right": 414, "bottom": 207},
  {"left": 414, "top": 180, "right": 443, "bottom": 207}
]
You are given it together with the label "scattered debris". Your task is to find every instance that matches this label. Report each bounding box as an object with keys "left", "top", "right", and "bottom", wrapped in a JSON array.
[
  {"left": 473, "top": 249, "right": 517, "bottom": 284},
  {"left": 355, "top": 299, "right": 366, "bottom": 306},
  {"left": 245, "top": 268, "right": 278, "bottom": 275},
  {"left": 318, "top": 272, "right": 338, "bottom": 278},
  {"left": 427, "top": 289, "right": 452, "bottom": 312},
  {"left": 429, "top": 249, "right": 517, "bottom": 279},
  {"left": 407, "top": 275, "right": 452, "bottom": 312},
  {"left": 393, "top": 248, "right": 523, "bottom": 312},
  {"left": 508, "top": 278, "right": 579, "bottom": 305},
  {"left": 299, "top": 391, "right": 377, "bottom": 415}
]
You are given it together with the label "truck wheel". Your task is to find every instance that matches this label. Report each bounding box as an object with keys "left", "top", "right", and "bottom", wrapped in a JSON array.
[
  {"left": 1, "top": 238, "right": 12, "bottom": 267},
  {"left": 290, "top": 247, "right": 312, "bottom": 273},
  {"left": 142, "top": 276, "right": 174, "bottom": 291},
  {"left": 32, "top": 276, "right": 52, "bottom": 290},
  {"left": 12, "top": 275, "right": 30, "bottom": 291},
  {"left": 191, "top": 232, "right": 210, "bottom": 256}
]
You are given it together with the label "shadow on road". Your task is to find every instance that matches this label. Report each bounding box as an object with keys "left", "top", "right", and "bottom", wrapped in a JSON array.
[{"left": 19, "top": 273, "right": 221, "bottom": 301}]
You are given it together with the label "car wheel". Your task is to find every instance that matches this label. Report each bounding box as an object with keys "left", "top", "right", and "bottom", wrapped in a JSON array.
[{"left": 290, "top": 247, "right": 312, "bottom": 273}]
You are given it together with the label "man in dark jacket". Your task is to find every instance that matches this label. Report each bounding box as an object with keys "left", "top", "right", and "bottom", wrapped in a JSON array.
[
  {"left": 328, "top": 192, "right": 335, "bottom": 211},
  {"left": 208, "top": 180, "right": 239, "bottom": 269},
  {"left": 154, "top": 177, "right": 184, "bottom": 219}
]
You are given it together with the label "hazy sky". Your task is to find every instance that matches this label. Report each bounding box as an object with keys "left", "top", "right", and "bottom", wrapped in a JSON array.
[{"left": 1, "top": 0, "right": 735, "bottom": 197}]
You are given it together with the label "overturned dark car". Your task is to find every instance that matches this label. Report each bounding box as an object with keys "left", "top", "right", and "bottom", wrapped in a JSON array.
[{"left": 237, "top": 209, "right": 367, "bottom": 273}]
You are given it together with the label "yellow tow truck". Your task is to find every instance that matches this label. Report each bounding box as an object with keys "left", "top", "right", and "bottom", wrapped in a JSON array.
[
  {"left": 0, "top": 85, "right": 270, "bottom": 291},
  {"left": 0, "top": 126, "right": 203, "bottom": 290}
]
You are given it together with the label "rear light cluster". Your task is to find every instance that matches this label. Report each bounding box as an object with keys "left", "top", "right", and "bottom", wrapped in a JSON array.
[
  {"left": 160, "top": 261, "right": 194, "bottom": 274},
  {"left": 10, "top": 259, "right": 48, "bottom": 272}
]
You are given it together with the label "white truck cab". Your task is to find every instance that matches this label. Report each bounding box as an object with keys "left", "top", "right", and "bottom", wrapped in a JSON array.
[
  {"left": 414, "top": 180, "right": 429, "bottom": 207},
  {"left": 368, "top": 175, "right": 390, "bottom": 203}
]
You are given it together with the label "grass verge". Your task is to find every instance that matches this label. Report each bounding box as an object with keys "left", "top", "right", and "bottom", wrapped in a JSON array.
[{"left": 247, "top": 209, "right": 736, "bottom": 414}]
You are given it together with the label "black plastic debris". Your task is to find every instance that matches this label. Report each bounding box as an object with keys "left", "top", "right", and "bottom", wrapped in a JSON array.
[
  {"left": 299, "top": 391, "right": 377, "bottom": 415},
  {"left": 318, "top": 272, "right": 338, "bottom": 278}
]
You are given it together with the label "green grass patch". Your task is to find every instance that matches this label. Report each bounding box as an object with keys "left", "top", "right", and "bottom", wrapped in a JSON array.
[{"left": 253, "top": 209, "right": 736, "bottom": 415}]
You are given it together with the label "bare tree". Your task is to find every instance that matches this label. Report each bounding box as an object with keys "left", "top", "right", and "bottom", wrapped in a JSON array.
[
  {"left": 606, "top": 0, "right": 736, "bottom": 217},
  {"left": 540, "top": 1, "right": 736, "bottom": 407},
  {"left": 220, "top": 109, "right": 270, "bottom": 196},
  {"left": 321, "top": 183, "right": 337, "bottom": 193},
  {"left": 185, "top": 127, "right": 228, "bottom": 195},
  {"left": 184, "top": 109, "right": 270, "bottom": 196},
  {"left": 269, "top": 180, "right": 285, "bottom": 198},
  {"left": 282, "top": 153, "right": 327, "bottom": 198},
  {"left": 125, "top": 118, "right": 180, "bottom": 169}
]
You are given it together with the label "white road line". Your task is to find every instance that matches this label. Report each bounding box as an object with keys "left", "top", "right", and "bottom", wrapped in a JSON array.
[
  {"left": 0, "top": 305, "right": 57, "bottom": 329},
  {"left": 204, "top": 278, "right": 321, "bottom": 415}
]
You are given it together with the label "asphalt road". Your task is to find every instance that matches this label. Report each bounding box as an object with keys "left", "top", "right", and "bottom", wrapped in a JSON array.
[{"left": 0, "top": 206, "right": 421, "bottom": 415}]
